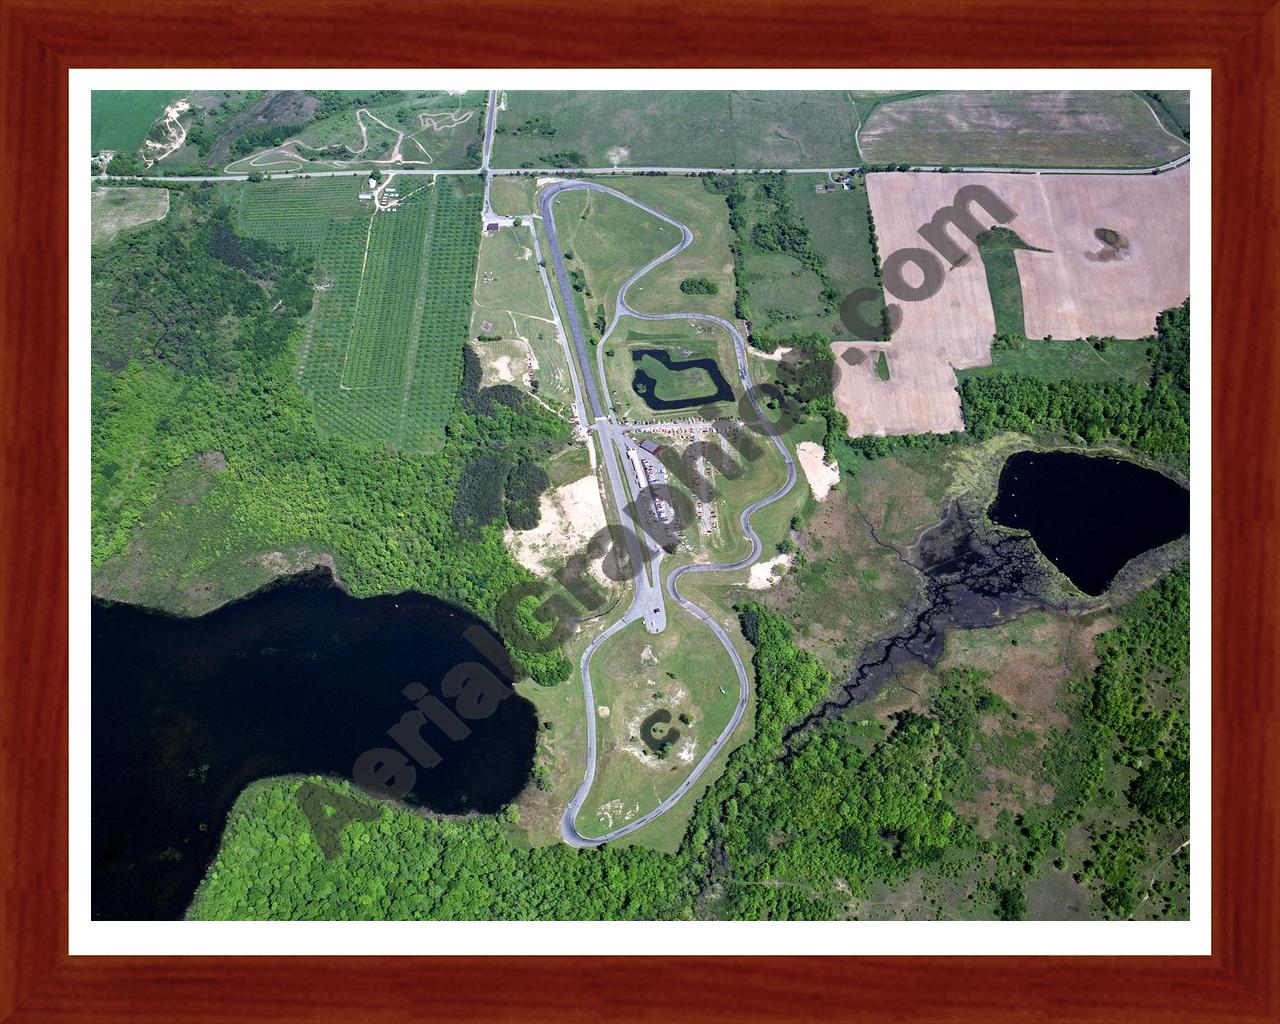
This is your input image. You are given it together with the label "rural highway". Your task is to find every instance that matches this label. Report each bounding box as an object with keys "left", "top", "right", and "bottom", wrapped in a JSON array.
[
  {"left": 538, "top": 181, "right": 796, "bottom": 848},
  {"left": 101, "top": 154, "right": 1191, "bottom": 185}
]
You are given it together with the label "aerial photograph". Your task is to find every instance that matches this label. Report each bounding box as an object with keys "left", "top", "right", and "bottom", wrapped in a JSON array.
[{"left": 89, "top": 87, "right": 1192, "bottom": 923}]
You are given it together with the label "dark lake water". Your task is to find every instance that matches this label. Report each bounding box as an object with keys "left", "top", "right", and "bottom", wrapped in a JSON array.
[
  {"left": 989, "top": 450, "right": 1189, "bottom": 596},
  {"left": 92, "top": 571, "right": 536, "bottom": 920},
  {"left": 631, "top": 347, "right": 733, "bottom": 411}
]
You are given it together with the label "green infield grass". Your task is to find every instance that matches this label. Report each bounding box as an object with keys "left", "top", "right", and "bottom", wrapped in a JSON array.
[{"left": 585, "top": 175, "right": 736, "bottom": 321}]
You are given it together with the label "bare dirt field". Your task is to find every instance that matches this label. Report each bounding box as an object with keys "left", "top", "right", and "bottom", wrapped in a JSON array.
[
  {"left": 834, "top": 170, "right": 995, "bottom": 435},
  {"left": 1014, "top": 164, "right": 1190, "bottom": 339},
  {"left": 504, "top": 473, "right": 607, "bottom": 576},
  {"left": 836, "top": 168, "right": 1189, "bottom": 436},
  {"left": 796, "top": 441, "right": 840, "bottom": 501}
]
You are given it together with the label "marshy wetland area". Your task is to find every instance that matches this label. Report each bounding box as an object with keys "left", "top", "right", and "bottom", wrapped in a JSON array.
[
  {"left": 782, "top": 434, "right": 1189, "bottom": 725},
  {"left": 760, "top": 427, "right": 1190, "bottom": 920}
]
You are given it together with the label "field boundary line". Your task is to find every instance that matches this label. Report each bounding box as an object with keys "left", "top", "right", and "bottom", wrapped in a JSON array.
[{"left": 337, "top": 207, "right": 378, "bottom": 391}]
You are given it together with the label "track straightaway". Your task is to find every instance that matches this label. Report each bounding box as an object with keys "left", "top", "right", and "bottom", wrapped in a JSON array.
[{"left": 539, "top": 181, "right": 796, "bottom": 847}]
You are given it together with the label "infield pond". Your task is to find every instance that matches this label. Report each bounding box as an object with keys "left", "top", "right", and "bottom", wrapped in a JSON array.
[{"left": 91, "top": 572, "right": 536, "bottom": 921}]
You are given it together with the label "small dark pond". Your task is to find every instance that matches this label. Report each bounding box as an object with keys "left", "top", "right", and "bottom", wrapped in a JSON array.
[
  {"left": 988, "top": 450, "right": 1189, "bottom": 596},
  {"left": 639, "top": 708, "right": 680, "bottom": 752},
  {"left": 92, "top": 571, "right": 536, "bottom": 920},
  {"left": 631, "top": 347, "right": 733, "bottom": 411}
]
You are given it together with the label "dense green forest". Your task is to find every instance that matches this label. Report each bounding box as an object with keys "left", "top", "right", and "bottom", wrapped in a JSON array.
[
  {"left": 191, "top": 582, "right": 1189, "bottom": 920},
  {"left": 960, "top": 301, "right": 1191, "bottom": 457},
  {"left": 92, "top": 183, "right": 568, "bottom": 657}
]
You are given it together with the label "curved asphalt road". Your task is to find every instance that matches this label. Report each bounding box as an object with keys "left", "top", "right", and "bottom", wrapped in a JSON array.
[{"left": 541, "top": 182, "right": 796, "bottom": 847}]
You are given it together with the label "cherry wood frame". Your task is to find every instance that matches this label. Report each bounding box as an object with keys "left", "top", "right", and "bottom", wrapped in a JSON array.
[{"left": 2, "top": 1, "right": 1276, "bottom": 1020}]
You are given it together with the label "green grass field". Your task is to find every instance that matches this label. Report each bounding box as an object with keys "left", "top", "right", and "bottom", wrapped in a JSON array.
[
  {"left": 493, "top": 91, "right": 858, "bottom": 168},
  {"left": 585, "top": 176, "right": 736, "bottom": 320},
  {"left": 790, "top": 174, "right": 886, "bottom": 340},
  {"left": 847, "top": 90, "right": 938, "bottom": 159},
  {"left": 548, "top": 188, "right": 673, "bottom": 324},
  {"left": 858, "top": 91, "right": 1190, "bottom": 168},
  {"left": 237, "top": 175, "right": 482, "bottom": 449},
  {"left": 488, "top": 176, "right": 540, "bottom": 216},
  {"left": 470, "top": 224, "right": 575, "bottom": 407},
  {"left": 962, "top": 336, "right": 1152, "bottom": 384},
  {"left": 91, "top": 91, "right": 183, "bottom": 154},
  {"left": 976, "top": 226, "right": 1045, "bottom": 337},
  {"left": 734, "top": 176, "right": 838, "bottom": 340},
  {"left": 1143, "top": 90, "right": 1191, "bottom": 139},
  {"left": 574, "top": 611, "right": 740, "bottom": 841}
]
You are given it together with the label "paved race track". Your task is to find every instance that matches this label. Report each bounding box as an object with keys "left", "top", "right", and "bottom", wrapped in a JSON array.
[{"left": 539, "top": 181, "right": 796, "bottom": 847}]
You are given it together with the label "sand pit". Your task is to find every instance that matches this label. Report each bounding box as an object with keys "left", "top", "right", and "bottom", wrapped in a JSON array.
[
  {"left": 796, "top": 442, "right": 840, "bottom": 501},
  {"left": 747, "top": 553, "right": 793, "bottom": 590},
  {"left": 749, "top": 345, "right": 796, "bottom": 362},
  {"left": 837, "top": 168, "right": 1189, "bottom": 437},
  {"left": 492, "top": 355, "right": 517, "bottom": 383},
  {"left": 504, "top": 474, "right": 608, "bottom": 575}
]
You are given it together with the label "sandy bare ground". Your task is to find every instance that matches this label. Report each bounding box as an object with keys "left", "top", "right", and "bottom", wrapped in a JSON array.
[
  {"left": 504, "top": 474, "right": 608, "bottom": 575},
  {"left": 796, "top": 441, "right": 840, "bottom": 501},
  {"left": 747, "top": 553, "right": 793, "bottom": 590},
  {"left": 749, "top": 345, "right": 795, "bottom": 362},
  {"left": 491, "top": 355, "right": 518, "bottom": 382},
  {"left": 142, "top": 99, "right": 190, "bottom": 167},
  {"left": 837, "top": 168, "right": 1189, "bottom": 437}
]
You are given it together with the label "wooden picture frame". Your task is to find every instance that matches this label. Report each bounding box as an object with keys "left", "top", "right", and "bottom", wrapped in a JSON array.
[{"left": 2, "top": 1, "right": 1275, "bottom": 1019}]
